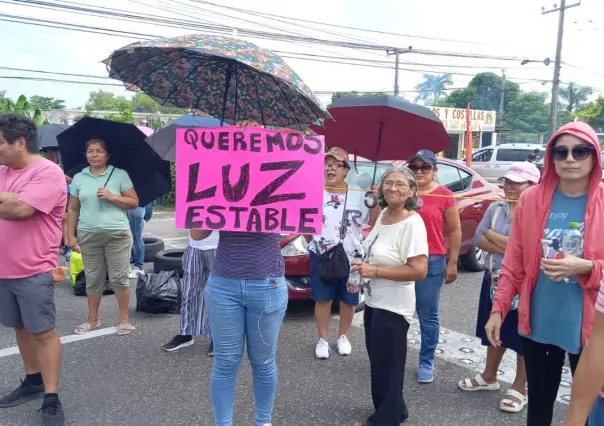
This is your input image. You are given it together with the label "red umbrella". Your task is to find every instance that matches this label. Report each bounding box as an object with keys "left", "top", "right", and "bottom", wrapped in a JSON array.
[{"left": 311, "top": 95, "right": 451, "bottom": 161}]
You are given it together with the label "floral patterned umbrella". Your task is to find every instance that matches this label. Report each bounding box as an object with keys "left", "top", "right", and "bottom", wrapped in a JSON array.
[{"left": 103, "top": 34, "right": 331, "bottom": 128}]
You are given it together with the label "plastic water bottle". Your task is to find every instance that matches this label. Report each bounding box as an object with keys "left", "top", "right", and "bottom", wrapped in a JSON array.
[
  {"left": 349, "top": 253, "right": 363, "bottom": 288},
  {"left": 562, "top": 221, "right": 583, "bottom": 283}
]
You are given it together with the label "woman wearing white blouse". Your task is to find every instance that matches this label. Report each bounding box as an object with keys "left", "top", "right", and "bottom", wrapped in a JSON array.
[{"left": 352, "top": 166, "right": 429, "bottom": 426}]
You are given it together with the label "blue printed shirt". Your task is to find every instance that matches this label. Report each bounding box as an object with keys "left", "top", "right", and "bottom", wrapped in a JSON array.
[{"left": 526, "top": 189, "right": 587, "bottom": 354}]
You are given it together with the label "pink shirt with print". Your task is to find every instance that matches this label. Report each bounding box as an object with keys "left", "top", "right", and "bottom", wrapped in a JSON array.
[{"left": 0, "top": 158, "right": 67, "bottom": 279}]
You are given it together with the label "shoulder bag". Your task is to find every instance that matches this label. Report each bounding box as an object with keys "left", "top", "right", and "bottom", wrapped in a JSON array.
[{"left": 315, "top": 191, "right": 350, "bottom": 284}]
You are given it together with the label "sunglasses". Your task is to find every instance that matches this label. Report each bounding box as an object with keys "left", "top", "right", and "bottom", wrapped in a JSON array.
[
  {"left": 408, "top": 164, "right": 433, "bottom": 173},
  {"left": 550, "top": 146, "right": 593, "bottom": 162}
]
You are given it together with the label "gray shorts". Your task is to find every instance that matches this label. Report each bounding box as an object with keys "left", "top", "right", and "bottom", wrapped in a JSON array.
[{"left": 0, "top": 272, "right": 56, "bottom": 334}]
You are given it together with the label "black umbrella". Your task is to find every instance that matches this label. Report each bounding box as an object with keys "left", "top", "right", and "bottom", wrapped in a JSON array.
[
  {"left": 57, "top": 117, "right": 171, "bottom": 206},
  {"left": 37, "top": 123, "right": 70, "bottom": 150}
]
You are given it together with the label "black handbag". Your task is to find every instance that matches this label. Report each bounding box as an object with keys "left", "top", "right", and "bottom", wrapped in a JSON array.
[{"left": 315, "top": 192, "right": 350, "bottom": 284}]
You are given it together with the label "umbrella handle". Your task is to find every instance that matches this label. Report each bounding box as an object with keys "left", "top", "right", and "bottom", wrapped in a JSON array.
[{"left": 364, "top": 191, "right": 377, "bottom": 209}]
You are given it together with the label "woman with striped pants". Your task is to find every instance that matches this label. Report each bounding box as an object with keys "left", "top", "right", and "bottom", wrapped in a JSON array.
[{"left": 162, "top": 231, "right": 218, "bottom": 355}]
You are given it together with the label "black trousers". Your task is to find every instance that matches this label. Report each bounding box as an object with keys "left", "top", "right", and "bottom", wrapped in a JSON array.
[
  {"left": 364, "top": 306, "right": 410, "bottom": 426},
  {"left": 522, "top": 337, "right": 585, "bottom": 426}
]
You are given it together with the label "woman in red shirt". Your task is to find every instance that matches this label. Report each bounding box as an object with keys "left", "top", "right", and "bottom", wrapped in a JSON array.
[{"left": 408, "top": 150, "right": 462, "bottom": 384}]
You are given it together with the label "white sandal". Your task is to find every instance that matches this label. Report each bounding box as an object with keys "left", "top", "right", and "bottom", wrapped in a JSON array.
[
  {"left": 500, "top": 389, "right": 528, "bottom": 413},
  {"left": 74, "top": 321, "right": 101, "bottom": 335},
  {"left": 458, "top": 374, "right": 501, "bottom": 391}
]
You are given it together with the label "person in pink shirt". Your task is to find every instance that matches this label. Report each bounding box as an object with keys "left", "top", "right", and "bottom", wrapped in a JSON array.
[
  {"left": 0, "top": 115, "right": 67, "bottom": 426},
  {"left": 564, "top": 279, "right": 604, "bottom": 426}
]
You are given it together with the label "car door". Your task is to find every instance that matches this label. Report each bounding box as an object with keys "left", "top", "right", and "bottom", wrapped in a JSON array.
[
  {"left": 436, "top": 163, "right": 496, "bottom": 256},
  {"left": 469, "top": 148, "right": 494, "bottom": 181}
]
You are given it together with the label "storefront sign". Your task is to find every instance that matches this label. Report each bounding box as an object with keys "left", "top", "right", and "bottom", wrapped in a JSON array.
[{"left": 429, "top": 107, "right": 496, "bottom": 132}]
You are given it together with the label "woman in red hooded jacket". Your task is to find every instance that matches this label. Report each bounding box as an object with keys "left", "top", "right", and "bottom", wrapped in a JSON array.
[{"left": 484, "top": 121, "right": 604, "bottom": 426}]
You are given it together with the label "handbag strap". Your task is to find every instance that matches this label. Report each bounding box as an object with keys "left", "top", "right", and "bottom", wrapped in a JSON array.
[
  {"left": 338, "top": 189, "right": 349, "bottom": 242},
  {"left": 489, "top": 204, "right": 502, "bottom": 272}
]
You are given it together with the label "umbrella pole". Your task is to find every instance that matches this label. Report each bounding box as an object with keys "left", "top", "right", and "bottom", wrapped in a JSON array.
[
  {"left": 365, "top": 122, "right": 384, "bottom": 209},
  {"left": 220, "top": 62, "right": 234, "bottom": 126}
]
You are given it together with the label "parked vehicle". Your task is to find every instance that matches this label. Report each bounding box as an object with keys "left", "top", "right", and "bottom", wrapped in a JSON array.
[
  {"left": 466, "top": 144, "right": 545, "bottom": 184},
  {"left": 280, "top": 158, "right": 503, "bottom": 305}
]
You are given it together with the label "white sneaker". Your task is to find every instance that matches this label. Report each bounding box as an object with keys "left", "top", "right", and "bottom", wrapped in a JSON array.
[
  {"left": 128, "top": 267, "right": 145, "bottom": 279},
  {"left": 315, "top": 338, "right": 330, "bottom": 360},
  {"left": 337, "top": 335, "right": 352, "bottom": 356}
]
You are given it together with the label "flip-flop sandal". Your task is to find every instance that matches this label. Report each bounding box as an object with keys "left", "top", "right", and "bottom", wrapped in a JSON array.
[
  {"left": 74, "top": 321, "right": 101, "bottom": 335},
  {"left": 117, "top": 323, "right": 134, "bottom": 336},
  {"left": 500, "top": 389, "right": 528, "bottom": 413},
  {"left": 458, "top": 374, "right": 501, "bottom": 391}
]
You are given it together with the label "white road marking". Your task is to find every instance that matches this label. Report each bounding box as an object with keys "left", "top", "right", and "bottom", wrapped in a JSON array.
[
  {"left": 345, "top": 312, "right": 572, "bottom": 404},
  {"left": 0, "top": 326, "right": 135, "bottom": 359},
  {"left": 149, "top": 217, "right": 176, "bottom": 223}
]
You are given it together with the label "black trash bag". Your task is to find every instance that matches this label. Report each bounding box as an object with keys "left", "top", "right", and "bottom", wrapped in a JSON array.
[
  {"left": 135, "top": 270, "right": 180, "bottom": 314},
  {"left": 73, "top": 271, "right": 115, "bottom": 297}
]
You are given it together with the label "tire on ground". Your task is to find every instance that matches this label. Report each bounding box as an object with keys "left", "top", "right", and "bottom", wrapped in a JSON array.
[
  {"left": 153, "top": 249, "right": 185, "bottom": 275},
  {"left": 144, "top": 237, "right": 165, "bottom": 263},
  {"left": 459, "top": 243, "right": 485, "bottom": 272}
]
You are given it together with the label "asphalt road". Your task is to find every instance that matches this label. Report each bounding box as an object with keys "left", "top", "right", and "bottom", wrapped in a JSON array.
[{"left": 0, "top": 210, "right": 569, "bottom": 426}]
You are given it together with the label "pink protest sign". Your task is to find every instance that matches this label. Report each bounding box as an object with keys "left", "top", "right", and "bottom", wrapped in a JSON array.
[{"left": 175, "top": 126, "right": 325, "bottom": 234}]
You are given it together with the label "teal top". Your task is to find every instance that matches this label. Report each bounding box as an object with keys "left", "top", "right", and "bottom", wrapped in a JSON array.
[{"left": 71, "top": 166, "right": 134, "bottom": 232}]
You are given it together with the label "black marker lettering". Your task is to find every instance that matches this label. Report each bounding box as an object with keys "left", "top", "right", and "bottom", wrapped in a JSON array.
[
  {"left": 222, "top": 163, "right": 250, "bottom": 202},
  {"left": 298, "top": 208, "right": 318, "bottom": 234},
  {"left": 186, "top": 163, "right": 216, "bottom": 202},
  {"left": 251, "top": 161, "right": 305, "bottom": 206},
  {"left": 184, "top": 129, "right": 199, "bottom": 150},
  {"left": 303, "top": 136, "right": 322, "bottom": 154},
  {"left": 229, "top": 206, "right": 248, "bottom": 228},
  {"left": 217, "top": 131, "right": 230, "bottom": 150},
  {"left": 246, "top": 208, "right": 262, "bottom": 232},
  {"left": 264, "top": 208, "right": 280, "bottom": 231},
  {"left": 249, "top": 133, "right": 262, "bottom": 152},
  {"left": 280, "top": 208, "right": 296, "bottom": 232},
  {"left": 200, "top": 131, "right": 215, "bottom": 149},
  {"left": 233, "top": 131, "right": 247, "bottom": 151},
  {"left": 206, "top": 206, "right": 226, "bottom": 229},
  {"left": 266, "top": 133, "right": 285, "bottom": 152},
  {"left": 285, "top": 133, "right": 303, "bottom": 151},
  {"left": 184, "top": 206, "right": 205, "bottom": 229}
]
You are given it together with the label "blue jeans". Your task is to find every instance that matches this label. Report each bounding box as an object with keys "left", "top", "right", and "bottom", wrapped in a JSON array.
[
  {"left": 127, "top": 207, "right": 145, "bottom": 268},
  {"left": 414, "top": 255, "right": 446, "bottom": 370},
  {"left": 589, "top": 397, "right": 604, "bottom": 426},
  {"left": 204, "top": 275, "right": 288, "bottom": 426}
]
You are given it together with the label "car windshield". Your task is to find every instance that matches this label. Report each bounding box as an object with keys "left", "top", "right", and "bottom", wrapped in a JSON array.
[{"left": 345, "top": 161, "right": 392, "bottom": 190}]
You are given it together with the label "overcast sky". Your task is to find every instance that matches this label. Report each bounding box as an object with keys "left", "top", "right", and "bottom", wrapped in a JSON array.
[{"left": 1, "top": 0, "right": 602, "bottom": 108}]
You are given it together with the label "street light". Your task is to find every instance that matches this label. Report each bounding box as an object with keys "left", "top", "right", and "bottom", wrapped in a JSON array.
[{"left": 521, "top": 58, "right": 551, "bottom": 66}]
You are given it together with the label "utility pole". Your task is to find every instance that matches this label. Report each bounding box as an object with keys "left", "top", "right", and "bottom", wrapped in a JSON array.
[
  {"left": 542, "top": 1, "right": 581, "bottom": 135},
  {"left": 387, "top": 47, "right": 412, "bottom": 97},
  {"left": 498, "top": 70, "right": 506, "bottom": 130}
]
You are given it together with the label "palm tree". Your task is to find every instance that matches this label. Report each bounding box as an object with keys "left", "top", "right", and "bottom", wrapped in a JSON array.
[
  {"left": 415, "top": 73, "right": 454, "bottom": 105},
  {"left": 559, "top": 82, "right": 593, "bottom": 114},
  {"left": 1, "top": 95, "right": 45, "bottom": 125}
]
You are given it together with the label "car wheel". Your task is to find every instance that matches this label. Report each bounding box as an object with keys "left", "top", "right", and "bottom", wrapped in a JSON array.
[
  {"left": 153, "top": 249, "right": 185, "bottom": 275},
  {"left": 144, "top": 237, "right": 165, "bottom": 263},
  {"left": 460, "top": 244, "right": 486, "bottom": 272}
]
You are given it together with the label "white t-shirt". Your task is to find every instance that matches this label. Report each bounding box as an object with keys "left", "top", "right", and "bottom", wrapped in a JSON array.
[
  {"left": 363, "top": 211, "right": 429, "bottom": 323},
  {"left": 188, "top": 231, "right": 219, "bottom": 250},
  {"left": 309, "top": 185, "right": 371, "bottom": 260}
]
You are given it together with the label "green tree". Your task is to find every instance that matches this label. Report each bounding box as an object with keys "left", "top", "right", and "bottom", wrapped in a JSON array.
[
  {"left": 29, "top": 96, "right": 65, "bottom": 110},
  {"left": 439, "top": 72, "right": 521, "bottom": 112},
  {"left": 1, "top": 95, "right": 44, "bottom": 125},
  {"left": 559, "top": 82, "right": 593, "bottom": 114},
  {"left": 103, "top": 109, "right": 135, "bottom": 124},
  {"left": 503, "top": 92, "right": 550, "bottom": 133},
  {"left": 574, "top": 96, "right": 604, "bottom": 132},
  {"left": 131, "top": 92, "right": 186, "bottom": 114},
  {"left": 85, "top": 90, "right": 132, "bottom": 111},
  {"left": 330, "top": 91, "right": 388, "bottom": 106},
  {"left": 415, "top": 73, "right": 453, "bottom": 105}
]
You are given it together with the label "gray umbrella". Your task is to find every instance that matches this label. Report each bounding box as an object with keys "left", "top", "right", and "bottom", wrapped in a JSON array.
[{"left": 38, "top": 124, "right": 70, "bottom": 150}]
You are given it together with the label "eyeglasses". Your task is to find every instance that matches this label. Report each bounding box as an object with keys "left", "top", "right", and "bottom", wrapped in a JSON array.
[
  {"left": 408, "top": 164, "right": 433, "bottom": 173},
  {"left": 550, "top": 146, "right": 593, "bottom": 162},
  {"left": 502, "top": 178, "right": 528, "bottom": 187},
  {"left": 325, "top": 163, "right": 346, "bottom": 171},
  {"left": 383, "top": 181, "right": 409, "bottom": 190}
]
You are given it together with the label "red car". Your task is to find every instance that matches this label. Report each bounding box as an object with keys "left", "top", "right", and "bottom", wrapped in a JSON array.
[{"left": 280, "top": 158, "right": 503, "bottom": 306}]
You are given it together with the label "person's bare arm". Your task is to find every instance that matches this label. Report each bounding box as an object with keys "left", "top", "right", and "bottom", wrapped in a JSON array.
[
  {"left": 445, "top": 205, "right": 462, "bottom": 264},
  {"left": 356, "top": 255, "right": 428, "bottom": 282},
  {"left": 99, "top": 187, "right": 139, "bottom": 210},
  {"left": 564, "top": 311, "right": 604, "bottom": 426},
  {"left": 477, "top": 236, "right": 504, "bottom": 254},
  {"left": 484, "top": 229, "right": 509, "bottom": 251},
  {"left": 190, "top": 230, "right": 212, "bottom": 240},
  {"left": 66, "top": 197, "right": 80, "bottom": 241},
  {"left": 0, "top": 192, "right": 36, "bottom": 219}
]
